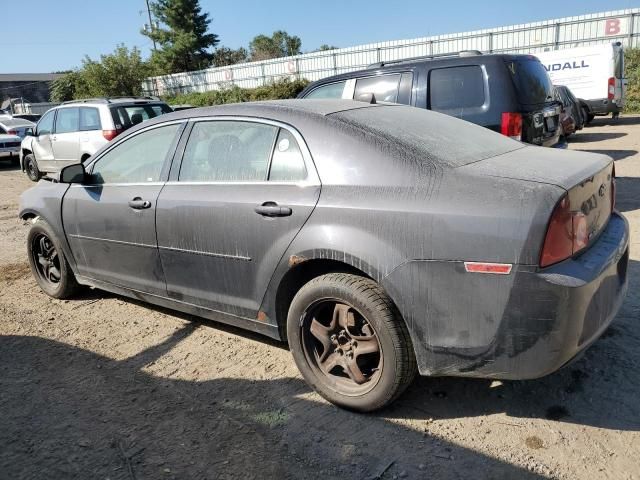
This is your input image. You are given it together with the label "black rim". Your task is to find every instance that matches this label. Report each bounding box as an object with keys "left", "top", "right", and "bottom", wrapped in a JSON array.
[
  {"left": 300, "top": 299, "right": 383, "bottom": 396},
  {"left": 31, "top": 233, "right": 61, "bottom": 285}
]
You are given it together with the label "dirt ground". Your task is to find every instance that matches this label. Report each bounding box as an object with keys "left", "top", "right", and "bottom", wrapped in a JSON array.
[{"left": 1, "top": 117, "right": 639, "bottom": 480}]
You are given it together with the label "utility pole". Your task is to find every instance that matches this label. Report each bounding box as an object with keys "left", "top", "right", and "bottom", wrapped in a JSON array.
[{"left": 145, "top": 0, "right": 157, "bottom": 51}]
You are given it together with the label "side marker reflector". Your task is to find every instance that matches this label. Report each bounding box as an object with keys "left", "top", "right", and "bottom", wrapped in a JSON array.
[{"left": 464, "top": 262, "right": 513, "bottom": 275}]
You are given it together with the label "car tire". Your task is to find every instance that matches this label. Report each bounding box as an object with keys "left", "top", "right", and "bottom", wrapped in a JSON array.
[
  {"left": 27, "top": 217, "right": 79, "bottom": 299},
  {"left": 287, "top": 273, "right": 417, "bottom": 412},
  {"left": 24, "top": 154, "right": 41, "bottom": 182}
]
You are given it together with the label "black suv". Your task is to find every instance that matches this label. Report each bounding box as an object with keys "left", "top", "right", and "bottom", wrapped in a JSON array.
[{"left": 298, "top": 51, "right": 562, "bottom": 147}]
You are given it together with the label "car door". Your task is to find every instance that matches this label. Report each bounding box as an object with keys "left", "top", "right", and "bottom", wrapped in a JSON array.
[
  {"left": 156, "top": 118, "right": 321, "bottom": 319},
  {"left": 52, "top": 107, "right": 80, "bottom": 165},
  {"left": 62, "top": 122, "right": 184, "bottom": 295},
  {"left": 30, "top": 109, "right": 56, "bottom": 170}
]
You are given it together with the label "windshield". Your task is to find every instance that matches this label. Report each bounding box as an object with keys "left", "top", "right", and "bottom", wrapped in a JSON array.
[{"left": 507, "top": 58, "right": 555, "bottom": 105}]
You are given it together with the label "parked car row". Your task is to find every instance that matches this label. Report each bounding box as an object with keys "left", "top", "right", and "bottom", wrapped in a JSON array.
[{"left": 19, "top": 96, "right": 172, "bottom": 181}]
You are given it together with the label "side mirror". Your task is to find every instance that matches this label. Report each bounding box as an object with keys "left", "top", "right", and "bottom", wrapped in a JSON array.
[
  {"left": 24, "top": 127, "right": 34, "bottom": 136},
  {"left": 59, "top": 163, "right": 86, "bottom": 184}
]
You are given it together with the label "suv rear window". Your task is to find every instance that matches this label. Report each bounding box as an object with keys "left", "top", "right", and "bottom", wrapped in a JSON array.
[
  {"left": 507, "top": 59, "right": 554, "bottom": 105},
  {"left": 110, "top": 103, "right": 172, "bottom": 130}
]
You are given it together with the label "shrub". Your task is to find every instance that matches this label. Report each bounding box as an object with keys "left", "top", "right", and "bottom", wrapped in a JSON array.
[
  {"left": 624, "top": 48, "right": 640, "bottom": 113},
  {"left": 163, "top": 78, "right": 309, "bottom": 106}
]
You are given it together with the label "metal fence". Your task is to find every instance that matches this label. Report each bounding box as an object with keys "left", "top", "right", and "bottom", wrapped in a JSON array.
[{"left": 143, "top": 8, "right": 640, "bottom": 96}]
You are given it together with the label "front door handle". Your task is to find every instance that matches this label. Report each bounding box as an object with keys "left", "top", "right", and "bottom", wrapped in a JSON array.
[
  {"left": 128, "top": 197, "right": 152, "bottom": 210},
  {"left": 254, "top": 201, "right": 292, "bottom": 217}
]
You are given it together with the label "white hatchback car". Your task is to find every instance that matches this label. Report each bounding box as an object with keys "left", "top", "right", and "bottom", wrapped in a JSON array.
[{"left": 20, "top": 97, "right": 172, "bottom": 181}]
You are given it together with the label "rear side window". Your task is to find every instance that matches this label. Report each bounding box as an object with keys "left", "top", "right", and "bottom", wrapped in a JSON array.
[
  {"left": 179, "top": 121, "right": 278, "bottom": 182},
  {"left": 429, "top": 66, "right": 485, "bottom": 111},
  {"left": 110, "top": 104, "right": 172, "bottom": 130},
  {"left": 354, "top": 74, "right": 401, "bottom": 103},
  {"left": 269, "top": 129, "right": 307, "bottom": 181},
  {"left": 305, "top": 81, "right": 346, "bottom": 99},
  {"left": 507, "top": 59, "right": 554, "bottom": 105},
  {"left": 80, "top": 107, "right": 101, "bottom": 131},
  {"left": 55, "top": 108, "right": 79, "bottom": 134}
]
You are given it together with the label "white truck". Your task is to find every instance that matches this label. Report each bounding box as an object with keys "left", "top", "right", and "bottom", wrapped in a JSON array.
[{"left": 536, "top": 42, "right": 626, "bottom": 120}]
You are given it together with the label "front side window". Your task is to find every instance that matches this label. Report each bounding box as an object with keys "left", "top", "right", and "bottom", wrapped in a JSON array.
[
  {"left": 354, "top": 74, "right": 401, "bottom": 103},
  {"left": 37, "top": 110, "right": 55, "bottom": 136},
  {"left": 55, "top": 107, "right": 79, "bottom": 134},
  {"left": 80, "top": 107, "right": 101, "bottom": 131},
  {"left": 429, "top": 66, "right": 485, "bottom": 111},
  {"left": 179, "top": 121, "right": 277, "bottom": 182},
  {"left": 304, "top": 81, "right": 346, "bottom": 99},
  {"left": 91, "top": 123, "right": 180, "bottom": 184},
  {"left": 269, "top": 129, "right": 307, "bottom": 181}
]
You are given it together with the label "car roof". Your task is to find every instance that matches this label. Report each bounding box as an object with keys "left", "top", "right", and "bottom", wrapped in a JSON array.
[
  {"left": 0, "top": 118, "right": 34, "bottom": 127},
  {"left": 299, "top": 52, "right": 540, "bottom": 89}
]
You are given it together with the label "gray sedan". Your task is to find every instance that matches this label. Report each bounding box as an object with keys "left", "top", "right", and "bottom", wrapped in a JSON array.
[
  {"left": 19, "top": 99, "right": 629, "bottom": 411},
  {"left": 0, "top": 116, "right": 35, "bottom": 139}
]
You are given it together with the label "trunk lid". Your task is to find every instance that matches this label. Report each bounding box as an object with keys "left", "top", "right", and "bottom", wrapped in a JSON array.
[{"left": 461, "top": 146, "right": 614, "bottom": 252}]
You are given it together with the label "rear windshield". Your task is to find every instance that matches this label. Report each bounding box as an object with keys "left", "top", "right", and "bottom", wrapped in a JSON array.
[
  {"left": 507, "top": 58, "right": 554, "bottom": 105},
  {"left": 110, "top": 103, "right": 172, "bottom": 130},
  {"left": 331, "top": 105, "right": 523, "bottom": 168}
]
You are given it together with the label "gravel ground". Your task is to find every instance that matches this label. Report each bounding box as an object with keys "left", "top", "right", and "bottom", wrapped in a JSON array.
[{"left": 1, "top": 117, "right": 639, "bottom": 480}]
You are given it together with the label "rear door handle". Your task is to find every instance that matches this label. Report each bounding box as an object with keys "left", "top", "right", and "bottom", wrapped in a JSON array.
[
  {"left": 254, "top": 201, "right": 292, "bottom": 217},
  {"left": 128, "top": 197, "right": 152, "bottom": 210}
]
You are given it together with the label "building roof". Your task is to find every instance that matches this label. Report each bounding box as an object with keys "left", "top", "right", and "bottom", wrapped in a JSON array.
[{"left": 0, "top": 73, "right": 62, "bottom": 82}]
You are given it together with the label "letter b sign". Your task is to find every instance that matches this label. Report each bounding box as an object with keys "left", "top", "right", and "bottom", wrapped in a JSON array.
[{"left": 605, "top": 19, "right": 621, "bottom": 36}]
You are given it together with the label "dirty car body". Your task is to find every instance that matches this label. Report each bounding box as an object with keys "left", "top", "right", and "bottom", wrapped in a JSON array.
[{"left": 20, "top": 99, "right": 629, "bottom": 386}]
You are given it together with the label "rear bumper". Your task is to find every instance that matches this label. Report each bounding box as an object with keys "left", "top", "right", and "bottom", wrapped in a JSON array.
[
  {"left": 0, "top": 148, "right": 19, "bottom": 159},
  {"left": 585, "top": 98, "right": 622, "bottom": 115},
  {"left": 383, "top": 212, "right": 629, "bottom": 379}
]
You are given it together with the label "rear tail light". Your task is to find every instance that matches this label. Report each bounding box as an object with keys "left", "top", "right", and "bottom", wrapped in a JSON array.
[
  {"left": 501, "top": 112, "right": 522, "bottom": 141},
  {"left": 102, "top": 129, "right": 120, "bottom": 141},
  {"left": 611, "top": 163, "right": 616, "bottom": 212},
  {"left": 608, "top": 77, "right": 615, "bottom": 100},
  {"left": 7, "top": 130, "right": 18, "bottom": 136},
  {"left": 540, "top": 194, "right": 590, "bottom": 268}
]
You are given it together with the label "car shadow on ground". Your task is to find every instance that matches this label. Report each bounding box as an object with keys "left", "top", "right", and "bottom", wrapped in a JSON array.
[
  {"left": 0, "top": 333, "right": 549, "bottom": 479},
  {"left": 587, "top": 116, "right": 640, "bottom": 127},
  {"left": 570, "top": 131, "right": 627, "bottom": 142},
  {"left": 0, "top": 162, "right": 20, "bottom": 173},
  {"left": 615, "top": 176, "right": 640, "bottom": 213},
  {"left": 570, "top": 148, "right": 638, "bottom": 161}
]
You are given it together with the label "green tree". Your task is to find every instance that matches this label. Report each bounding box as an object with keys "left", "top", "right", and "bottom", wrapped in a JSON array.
[
  {"left": 142, "top": 0, "right": 219, "bottom": 74},
  {"left": 212, "top": 46, "right": 249, "bottom": 67},
  {"left": 50, "top": 45, "right": 149, "bottom": 101},
  {"left": 249, "top": 31, "right": 302, "bottom": 61},
  {"left": 316, "top": 44, "right": 338, "bottom": 51},
  {"left": 50, "top": 71, "right": 85, "bottom": 102}
]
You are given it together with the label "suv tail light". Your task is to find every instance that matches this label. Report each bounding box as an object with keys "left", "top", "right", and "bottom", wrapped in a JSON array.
[
  {"left": 501, "top": 112, "right": 522, "bottom": 140},
  {"left": 608, "top": 77, "right": 615, "bottom": 100},
  {"left": 102, "top": 129, "right": 120, "bottom": 141},
  {"left": 540, "top": 195, "right": 589, "bottom": 268}
]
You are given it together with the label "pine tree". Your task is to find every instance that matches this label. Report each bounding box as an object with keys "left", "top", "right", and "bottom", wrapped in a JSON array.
[{"left": 143, "top": 0, "right": 219, "bottom": 74}]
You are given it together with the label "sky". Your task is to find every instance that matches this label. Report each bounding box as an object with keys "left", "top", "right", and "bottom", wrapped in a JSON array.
[{"left": 2, "top": 0, "right": 638, "bottom": 73}]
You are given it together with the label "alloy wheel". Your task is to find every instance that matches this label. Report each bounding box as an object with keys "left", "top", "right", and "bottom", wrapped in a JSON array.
[{"left": 301, "top": 299, "right": 383, "bottom": 396}]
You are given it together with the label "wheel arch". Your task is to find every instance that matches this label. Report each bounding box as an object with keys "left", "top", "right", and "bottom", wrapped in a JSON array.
[{"left": 269, "top": 255, "right": 409, "bottom": 343}]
